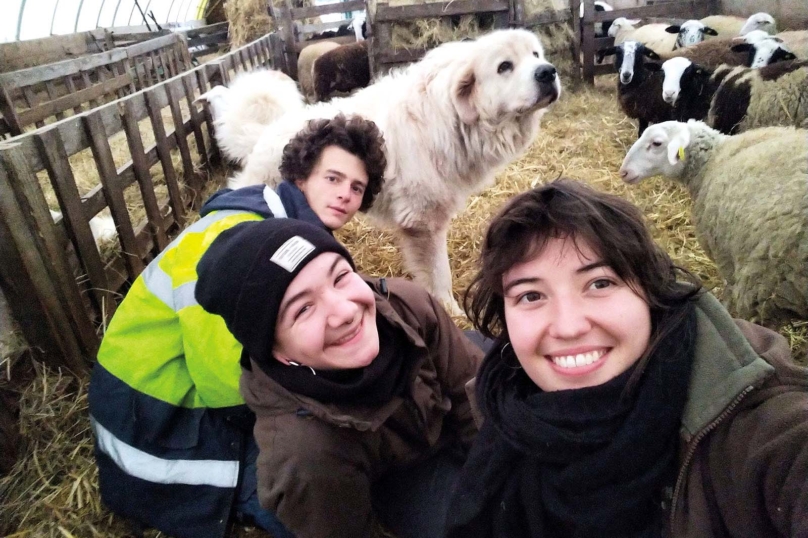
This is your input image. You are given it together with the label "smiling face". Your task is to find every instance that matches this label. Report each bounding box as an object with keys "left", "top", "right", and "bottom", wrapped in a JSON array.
[
  {"left": 272, "top": 252, "right": 380, "bottom": 371},
  {"left": 502, "top": 236, "right": 652, "bottom": 392},
  {"left": 296, "top": 145, "right": 369, "bottom": 230}
]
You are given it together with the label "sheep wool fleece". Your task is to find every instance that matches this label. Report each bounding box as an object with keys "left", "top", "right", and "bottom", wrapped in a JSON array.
[
  {"left": 241, "top": 277, "right": 484, "bottom": 538},
  {"left": 88, "top": 184, "right": 324, "bottom": 538}
]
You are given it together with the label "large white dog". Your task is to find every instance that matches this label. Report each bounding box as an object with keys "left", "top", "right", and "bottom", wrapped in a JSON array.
[{"left": 202, "top": 29, "right": 561, "bottom": 314}]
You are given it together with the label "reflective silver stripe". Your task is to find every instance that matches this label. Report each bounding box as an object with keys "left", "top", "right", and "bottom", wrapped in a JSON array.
[
  {"left": 174, "top": 281, "right": 198, "bottom": 310},
  {"left": 91, "top": 417, "right": 239, "bottom": 488},
  {"left": 263, "top": 186, "right": 287, "bottom": 219},
  {"left": 142, "top": 210, "right": 255, "bottom": 310}
]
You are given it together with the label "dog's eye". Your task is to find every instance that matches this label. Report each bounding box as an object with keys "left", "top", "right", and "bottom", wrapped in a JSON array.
[
  {"left": 533, "top": 51, "right": 539, "bottom": 58},
  {"left": 497, "top": 61, "right": 513, "bottom": 74}
]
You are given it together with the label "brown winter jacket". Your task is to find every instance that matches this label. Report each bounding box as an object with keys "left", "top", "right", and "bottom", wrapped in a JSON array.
[
  {"left": 669, "top": 292, "right": 808, "bottom": 537},
  {"left": 240, "top": 276, "right": 484, "bottom": 538}
]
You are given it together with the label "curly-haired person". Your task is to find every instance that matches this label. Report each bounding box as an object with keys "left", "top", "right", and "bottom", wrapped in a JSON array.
[{"left": 88, "top": 115, "right": 386, "bottom": 538}]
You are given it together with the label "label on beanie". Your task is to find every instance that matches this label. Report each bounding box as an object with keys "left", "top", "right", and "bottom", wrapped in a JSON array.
[{"left": 271, "top": 236, "right": 316, "bottom": 272}]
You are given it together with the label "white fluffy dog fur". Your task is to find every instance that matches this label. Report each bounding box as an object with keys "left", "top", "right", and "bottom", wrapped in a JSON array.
[{"left": 200, "top": 29, "right": 561, "bottom": 314}]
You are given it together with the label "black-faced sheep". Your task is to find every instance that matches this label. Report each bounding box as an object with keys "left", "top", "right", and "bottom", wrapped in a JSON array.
[
  {"left": 312, "top": 41, "right": 370, "bottom": 102},
  {"left": 579, "top": 1, "right": 614, "bottom": 38},
  {"left": 699, "top": 12, "right": 776, "bottom": 38},
  {"left": 657, "top": 58, "right": 808, "bottom": 133},
  {"left": 298, "top": 41, "right": 340, "bottom": 102},
  {"left": 597, "top": 41, "right": 672, "bottom": 137},
  {"left": 619, "top": 120, "right": 808, "bottom": 326}
]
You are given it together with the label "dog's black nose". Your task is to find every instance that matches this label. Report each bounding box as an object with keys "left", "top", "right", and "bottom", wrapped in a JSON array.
[{"left": 534, "top": 65, "right": 557, "bottom": 83}]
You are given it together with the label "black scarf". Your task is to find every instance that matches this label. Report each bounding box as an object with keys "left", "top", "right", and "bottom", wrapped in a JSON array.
[
  {"left": 446, "top": 303, "right": 697, "bottom": 538},
  {"left": 257, "top": 314, "right": 415, "bottom": 406}
]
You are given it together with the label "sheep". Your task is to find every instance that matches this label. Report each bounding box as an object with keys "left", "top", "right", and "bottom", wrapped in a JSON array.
[
  {"left": 776, "top": 30, "right": 808, "bottom": 60},
  {"left": 195, "top": 69, "right": 303, "bottom": 165},
  {"left": 50, "top": 210, "right": 117, "bottom": 248},
  {"left": 596, "top": 41, "right": 672, "bottom": 137},
  {"left": 308, "top": 14, "right": 367, "bottom": 41},
  {"left": 619, "top": 120, "right": 808, "bottom": 325},
  {"left": 657, "top": 57, "right": 808, "bottom": 133},
  {"left": 312, "top": 41, "right": 370, "bottom": 102},
  {"left": 298, "top": 41, "right": 340, "bottom": 102},
  {"left": 658, "top": 33, "right": 794, "bottom": 69},
  {"left": 608, "top": 17, "right": 716, "bottom": 52},
  {"left": 699, "top": 12, "right": 776, "bottom": 38},
  {"left": 579, "top": 1, "right": 614, "bottom": 38}
]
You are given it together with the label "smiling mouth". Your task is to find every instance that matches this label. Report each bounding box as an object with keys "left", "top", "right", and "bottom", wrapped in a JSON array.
[
  {"left": 329, "top": 206, "right": 347, "bottom": 215},
  {"left": 330, "top": 318, "right": 363, "bottom": 346},
  {"left": 548, "top": 349, "right": 607, "bottom": 369}
]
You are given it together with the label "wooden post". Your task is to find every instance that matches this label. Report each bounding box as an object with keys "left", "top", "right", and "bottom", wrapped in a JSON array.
[
  {"left": 581, "top": 0, "right": 595, "bottom": 84},
  {"left": 281, "top": 0, "right": 299, "bottom": 79},
  {"left": 571, "top": 0, "right": 582, "bottom": 81}
]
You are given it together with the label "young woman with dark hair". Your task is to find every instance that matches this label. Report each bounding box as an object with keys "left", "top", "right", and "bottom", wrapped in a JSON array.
[{"left": 446, "top": 178, "right": 808, "bottom": 538}]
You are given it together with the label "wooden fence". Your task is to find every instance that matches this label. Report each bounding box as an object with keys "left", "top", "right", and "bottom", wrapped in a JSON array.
[
  {"left": 574, "top": 0, "right": 719, "bottom": 83},
  {"left": 270, "top": 0, "right": 366, "bottom": 79},
  {"left": 0, "top": 32, "right": 279, "bottom": 373},
  {"left": 0, "top": 33, "right": 194, "bottom": 139}
]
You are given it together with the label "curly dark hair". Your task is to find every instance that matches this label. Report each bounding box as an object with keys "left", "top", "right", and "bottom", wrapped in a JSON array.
[
  {"left": 279, "top": 114, "right": 386, "bottom": 211},
  {"left": 464, "top": 178, "right": 702, "bottom": 386}
]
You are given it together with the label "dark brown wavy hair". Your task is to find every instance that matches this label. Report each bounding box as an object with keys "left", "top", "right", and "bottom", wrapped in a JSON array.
[
  {"left": 279, "top": 114, "right": 386, "bottom": 211},
  {"left": 464, "top": 178, "right": 702, "bottom": 382}
]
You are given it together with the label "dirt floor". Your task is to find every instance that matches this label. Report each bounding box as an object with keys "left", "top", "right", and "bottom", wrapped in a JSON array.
[{"left": 1, "top": 73, "right": 806, "bottom": 538}]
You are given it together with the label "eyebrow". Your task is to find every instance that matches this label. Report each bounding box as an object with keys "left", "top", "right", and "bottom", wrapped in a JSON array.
[
  {"left": 325, "top": 169, "right": 346, "bottom": 178},
  {"left": 278, "top": 256, "right": 344, "bottom": 322},
  {"left": 502, "top": 260, "right": 610, "bottom": 295}
]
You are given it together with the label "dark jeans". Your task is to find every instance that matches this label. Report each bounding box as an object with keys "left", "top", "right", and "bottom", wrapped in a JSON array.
[
  {"left": 372, "top": 450, "right": 465, "bottom": 538},
  {"left": 237, "top": 439, "right": 464, "bottom": 538}
]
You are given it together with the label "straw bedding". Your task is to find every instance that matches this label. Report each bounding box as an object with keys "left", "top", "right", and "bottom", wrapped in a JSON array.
[{"left": 2, "top": 73, "right": 806, "bottom": 538}]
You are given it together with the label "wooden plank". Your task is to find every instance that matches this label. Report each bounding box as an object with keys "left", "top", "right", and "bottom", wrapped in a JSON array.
[
  {"left": 22, "top": 87, "right": 46, "bottom": 129},
  {"left": 524, "top": 8, "right": 571, "bottom": 27},
  {"left": 125, "top": 34, "right": 182, "bottom": 58},
  {"left": 571, "top": 0, "right": 581, "bottom": 79},
  {"left": 81, "top": 71, "right": 102, "bottom": 109},
  {"left": 298, "top": 20, "right": 352, "bottom": 35},
  {"left": 281, "top": 0, "right": 299, "bottom": 80},
  {"left": 121, "top": 98, "right": 169, "bottom": 253},
  {"left": 188, "top": 32, "right": 229, "bottom": 48},
  {"left": 289, "top": 0, "right": 365, "bottom": 20},
  {"left": 0, "top": 84, "right": 23, "bottom": 136},
  {"left": 374, "top": 0, "right": 509, "bottom": 22},
  {"left": 181, "top": 73, "right": 208, "bottom": 173},
  {"left": 83, "top": 112, "right": 145, "bottom": 279},
  {"left": 196, "top": 67, "right": 220, "bottom": 165},
  {"left": 63, "top": 75, "right": 85, "bottom": 114},
  {"left": 0, "top": 145, "right": 96, "bottom": 370},
  {"left": 17, "top": 73, "right": 133, "bottom": 128},
  {"left": 35, "top": 127, "right": 115, "bottom": 319},
  {"left": 166, "top": 80, "right": 198, "bottom": 199},
  {"left": 0, "top": 49, "right": 128, "bottom": 89},
  {"left": 582, "top": 0, "right": 596, "bottom": 84},
  {"left": 144, "top": 87, "right": 186, "bottom": 230},
  {"left": 596, "top": 2, "right": 705, "bottom": 22},
  {"left": 44, "top": 81, "right": 66, "bottom": 121},
  {"left": 378, "top": 47, "right": 427, "bottom": 65},
  {"left": 183, "top": 22, "right": 229, "bottom": 39}
]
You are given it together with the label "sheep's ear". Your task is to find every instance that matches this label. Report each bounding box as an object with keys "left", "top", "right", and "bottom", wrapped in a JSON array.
[
  {"left": 628, "top": 18, "right": 642, "bottom": 25},
  {"left": 704, "top": 26, "right": 718, "bottom": 36},
  {"left": 596, "top": 46, "right": 617, "bottom": 64},
  {"left": 731, "top": 43, "right": 752, "bottom": 52},
  {"left": 666, "top": 128, "right": 691, "bottom": 165},
  {"left": 783, "top": 52, "right": 797, "bottom": 61},
  {"left": 665, "top": 25, "right": 681, "bottom": 34},
  {"left": 452, "top": 63, "right": 478, "bottom": 125}
]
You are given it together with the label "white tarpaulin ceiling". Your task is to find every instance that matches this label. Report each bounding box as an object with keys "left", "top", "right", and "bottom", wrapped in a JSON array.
[{"left": 1, "top": 0, "right": 210, "bottom": 43}]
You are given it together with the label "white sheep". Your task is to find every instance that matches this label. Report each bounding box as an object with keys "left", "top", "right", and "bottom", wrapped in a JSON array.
[
  {"left": 297, "top": 41, "right": 340, "bottom": 102},
  {"left": 700, "top": 12, "right": 776, "bottom": 38},
  {"left": 50, "top": 210, "right": 117, "bottom": 248},
  {"left": 608, "top": 17, "right": 716, "bottom": 52},
  {"left": 195, "top": 69, "right": 304, "bottom": 165},
  {"left": 619, "top": 120, "right": 808, "bottom": 325},
  {"left": 579, "top": 1, "right": 614, "bottom": 38},
  {"left": 776, "top": 30, "right": 808, "bottom": 60}
]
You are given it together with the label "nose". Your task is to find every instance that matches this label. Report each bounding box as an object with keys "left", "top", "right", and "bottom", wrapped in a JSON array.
[
  {"left": 547, "top": 296, "right": 592, "bottom": 340},
  {"left": 663, "top": 90, "right": 677, "bottom": 104},
  {"left": 325, "top": 290, "right": 358, "bottom": 327},
  {"left": 534, "top": 64, "right": 557, "bottom": 84},
  {"left": 620, "top": 72, "right": 632, "bottom": 84}
]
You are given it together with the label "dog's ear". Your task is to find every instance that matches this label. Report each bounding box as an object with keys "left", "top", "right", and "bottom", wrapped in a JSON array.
[{"left": 452, "top": 63, "right": 479, "bottom": 125}]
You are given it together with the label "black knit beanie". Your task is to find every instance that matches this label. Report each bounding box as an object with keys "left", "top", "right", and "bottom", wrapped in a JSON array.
[{"left": 196, "top": 218, "right": 355, "bottom": 368}]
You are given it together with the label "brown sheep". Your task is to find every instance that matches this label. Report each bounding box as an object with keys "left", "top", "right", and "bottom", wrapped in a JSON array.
[
  {"left": 659, "top": 35, "right": 794, "bottom": 69},
  {"left": 297, "top": 41, "right": 340, "bottom": 102},
  {"left": 312, "top": 41, "right": 370, "bottom": 102}
]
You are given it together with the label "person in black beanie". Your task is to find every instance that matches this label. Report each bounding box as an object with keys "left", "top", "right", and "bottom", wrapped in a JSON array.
[
  {"left": 445, "top": 179, "right": 808, "bottom": 538},
  {"left": 196, "top": 218, "right": 483, "bottom": 538},
  {"left": 88, "top": 115, "right": 386, "bottom": 538}
]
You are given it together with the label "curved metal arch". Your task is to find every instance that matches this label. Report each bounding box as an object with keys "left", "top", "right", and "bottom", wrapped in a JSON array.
[
  {"left": 74, "top": 0, "right": 86, "bottom": 33},
  {"left": 50, "top": 0, "right": 62, "bottom": 35},
  {"left": 96, "top": 0, "right": 108, "bottom": 28},
  {"left": 175, "top": 0, "right": 191, "bottom": 23},
  {"left": 15, "top": 0, "right": 27, "bottom": 41},
  {"left": 166, "top": 0, "right": 179, "bottom": 24},
  {"left": 111, "top": 0, "right": 124, "bottom": 26}
]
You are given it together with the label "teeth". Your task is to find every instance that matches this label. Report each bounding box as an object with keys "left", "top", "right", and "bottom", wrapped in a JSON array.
[{"left": 552, "top": 350, "right": 606, "bottom": 369}]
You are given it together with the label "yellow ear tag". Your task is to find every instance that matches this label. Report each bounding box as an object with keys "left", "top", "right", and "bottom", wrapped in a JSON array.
[{"left": 677, "top": 147, "right": 685, "bottom": 161}]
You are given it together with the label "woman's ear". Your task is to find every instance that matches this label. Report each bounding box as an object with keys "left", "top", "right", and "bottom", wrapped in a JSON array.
[{"left": 452, "top": 63, "right": 479, "bottom": 125}]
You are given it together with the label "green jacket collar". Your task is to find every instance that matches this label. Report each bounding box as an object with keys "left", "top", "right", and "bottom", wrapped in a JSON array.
[{"left": 680, "top": 293, "right": 774, "bottom": 440}]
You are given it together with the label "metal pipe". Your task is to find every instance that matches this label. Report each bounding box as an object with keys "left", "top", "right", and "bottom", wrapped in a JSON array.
[
  {"left": 15, "top": 0, "right": 27, "bottom": 41},
  {"left": 74, "top": 0, "right": 86, "bottom": 33},
  {"left": 50, "top": 0, "right": 62, "bottom": 35}
]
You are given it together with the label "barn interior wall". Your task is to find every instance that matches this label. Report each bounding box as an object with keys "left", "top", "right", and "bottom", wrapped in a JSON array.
[{"left": 718, "top": 0, "right": 808, "bottom": 28}]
